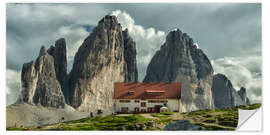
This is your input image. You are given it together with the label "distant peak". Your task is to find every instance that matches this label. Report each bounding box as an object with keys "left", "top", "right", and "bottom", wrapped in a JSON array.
[
  {"left": 171, "top": 28, "right": 181, "bottom": 32},
  {"left": 55, "top": 38, "right": 65, "bottom": 44},
  {"left": 165, "top": 28, "right": 195, "bottom": 47},
  {"left": 168, "top": 28, "right": 182, "bottom": 35},
  {"left": 55, "top": 38, "right": 66, "bottom": 48},
  {"left": 239, "top": 87, "right": 246, "bottom": 93},
  {"left": 123, "top": 28, "right": 130, "bottom": 38},
  {"left": 39, "top": 46, "right": 47, "bottom": 56},
  {"left": 98, "top": 15, "right": 118, "bottom": 25}
]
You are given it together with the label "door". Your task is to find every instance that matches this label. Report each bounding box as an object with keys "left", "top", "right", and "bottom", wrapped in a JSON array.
[
  {"left": 141, "top": 102, "right": 146, "bottom": 107},
  {"left": 134, "top": 107, "right": 139, "bottom": 113},
  {"left": 154, "top": 105, "right": 162, "bottom": 113},
  {"left": 121, "top": 107, "right": 128, "bottom": 113}
]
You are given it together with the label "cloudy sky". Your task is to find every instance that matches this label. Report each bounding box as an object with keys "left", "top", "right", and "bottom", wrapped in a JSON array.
[{"left": 6, "top": 3, "right": 261, "bottom": 105}]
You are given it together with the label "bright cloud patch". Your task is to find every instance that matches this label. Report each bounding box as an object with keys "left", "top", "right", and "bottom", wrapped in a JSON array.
[
  {"left": 211, "top": 56, "right": 262, "bottom": 103},
  {"left": 6, "top": 69, "right": 21, "bottom": 106},
  {"left": 111, "top": 10, "right": 166, "bottom": 81}
]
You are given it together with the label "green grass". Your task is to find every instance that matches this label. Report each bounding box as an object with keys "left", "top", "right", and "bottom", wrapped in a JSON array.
[
  {"left": 160, "top": 112, "right": 174, "bottom": 115},
  {"left": 7, "top": 104, "right": 261, "bottom": 131},
  {"left": 238, "top": 103, "right": 261, "bottom": 110},
  {"left": 218, "top": 121, "right": 237, "bottom": 127},
  {"left": 43, "top": 114, "right": 153, "bottom": 130},
  {"left": 72, "top": 115, "right": 150, "bottom": 130},
  {"left": 203, "top": 117, "right": 216, "bottom": 123},
  {"left": 194, "top": 123, "right": 235, "bottom": 130},
  {"left": 6, "top": 127, "right": 28, "bottom": 130}
]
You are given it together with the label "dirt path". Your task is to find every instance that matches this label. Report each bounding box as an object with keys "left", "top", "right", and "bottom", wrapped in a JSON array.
[
  {"left": 139, "top": 113, "right": 158, "bottom": 119},
  {"left": 170, "top": 113, "right": 184, "bottom": 120}
]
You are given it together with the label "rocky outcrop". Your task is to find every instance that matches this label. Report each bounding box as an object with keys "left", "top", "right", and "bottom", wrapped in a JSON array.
[
  {"left": 211, "top": 74, "right": 250, "bottom": 108},
  {"left": 47, "top": 38, "right": 68, "bottom": 101},
  {"left": 18, "top": 46, "right": 66, "bottom": 108},
  {"left": 68, "top": 15, "right": 138, "bottom": 113},
  {"left": 123, "top": 29, "right": 138, "bottom": 82},
  {"left": 238, "top": 87, "right": 250, "bottom": 105},
  {"left": 143, "top": 29, "right": 214, "bottom": 112}
]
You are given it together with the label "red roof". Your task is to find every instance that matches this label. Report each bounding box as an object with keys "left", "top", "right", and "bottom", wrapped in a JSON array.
[{"left": 114, "top": 82, "right": 181, "bottom": 99}]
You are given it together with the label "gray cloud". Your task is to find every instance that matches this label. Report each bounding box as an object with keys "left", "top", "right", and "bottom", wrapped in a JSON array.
[
  {"left": 6, "top": 69, "right": 21, "bottom": 106},
  {"left": 111, "top": 10, "right": 166, "bottom": 81},
  {"left": 6, "top": 3, "right": 261, "bottom": 105},
  {"left": 211, "top": 55, "right": 262, "bottom": 103}
]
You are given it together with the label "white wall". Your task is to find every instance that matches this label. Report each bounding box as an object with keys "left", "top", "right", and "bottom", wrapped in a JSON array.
[{"left": 115, "top": 99, "right": 180, "bottom": 113}]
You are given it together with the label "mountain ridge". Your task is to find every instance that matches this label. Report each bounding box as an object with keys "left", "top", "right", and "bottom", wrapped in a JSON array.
[{"left": 8, "top": 15, "right": 251, "bottom": 128}]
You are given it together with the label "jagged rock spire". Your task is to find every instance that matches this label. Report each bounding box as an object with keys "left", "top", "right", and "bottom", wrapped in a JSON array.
[
  {"left": 19, "top": 45, "right": 66, "bottom": 108},
  {"left": 211, "top": 74, "right": 250, "bottom": 108},
  {"left": 68, "top": 15, "right": 138, "bottom": 113},
  {"left": 143, "top": 28, "right": 214, "bottom": 112},
  {"left": 47, "top": 38, "right": 68, "bottom": 102}
]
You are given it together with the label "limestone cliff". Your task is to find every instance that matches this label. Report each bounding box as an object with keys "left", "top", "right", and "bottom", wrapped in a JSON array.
[
  {"left": 211, "top": 74, "right": 250, "bottom": 108},
  {"left": 18, "top": 46, "right": 66, "bottom": 108},
  {"left": 47, "top": 38, "right": 68, "bottom": 101},
  {"left": 68, "top": 15, "right": 138, "bottom": 113},
  {"left": 238, "top": 87, "right": 250, "bottom": 105},
  {"left": 143, "top": 29, "right": 214, "bottom": 112}
]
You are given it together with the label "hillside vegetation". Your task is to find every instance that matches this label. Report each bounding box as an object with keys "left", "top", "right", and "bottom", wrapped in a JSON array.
[{"left": 7, "top": 104, "right": 261, "bottom": 131}]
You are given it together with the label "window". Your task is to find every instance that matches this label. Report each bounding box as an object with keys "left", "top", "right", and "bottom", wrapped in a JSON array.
[
  {"left": 134, "top": 107, "right": 139, "bottom": 112},
  {"left": 134, "top": 100, "right": 140, "bottom": 103},
  {"left": 121, "top": 107, "right": 129, "bottom": 112},
  {"left": 141, "top": 109, "right": 146, "bottom": 112},
  {"left": 141, "top": 102, "right": 146, "bottom": 107},
  {"left": 147, "top": 107, "right": 153, "bottom": 112},
  {"left": 97, "top": 109, "right": 103, "bottom": 114},
  {"left": 148, "top": 100, "right": 168, "bottom": 103},
  {"left": 148, "top": 100, "right": 154, "bottom": 103},
  {"left": 119, "top": 100, "right": 130, "bottom": 103}
]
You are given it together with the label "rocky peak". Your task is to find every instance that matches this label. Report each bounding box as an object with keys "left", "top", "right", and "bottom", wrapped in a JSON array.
[
  {"left": 20, "top": 61, "right": 37, "bottom": 103},
  {"left": 238, "top": 87, "right": 250, "bottom": 105},
  {"left": 18, "top": 45, "right": 66, "bottom": 108},
  {"left": 39, "top": 46, "right": 47, "bottom": 56},
  {"left": 239, "top": 87, "right": 246, "bottom": 94},
  {"left": 213, "top": 73, "right": 233, "bottom": 88},
  {"left": 47, "top": 38, "right": 67, "bottom": 101},
  {"left": 98, "top": 15, "right": 119, "bottom": 26},
  {"left": 143, "top": 28, "right": 214, "bottom": 112},
  {"left": 165, "top": 29, "right": 183, "bottom": 44},
  {"left": 212, "top": 73, "right": 250, "bottom": 108},
  {"left": 68, "top": 15, "right": 137, "bottom": 113},
  {"left": 123, "top": 28, "right": 138, "bottom": 82}
]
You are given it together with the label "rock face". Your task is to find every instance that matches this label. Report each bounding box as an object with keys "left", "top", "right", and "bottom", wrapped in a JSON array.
[
  {"left": 18, "top": 46, "right": 66, "bottom": 108},
  {"left": 211, "top": 74, "right": 250, "bottom": 108},
  {"left": 47, "top": 38, "right": 68, "bottom": 102},
  {"left": 123, "top": 29, "right": 138, "bottom": 82},
  {"left": 143, "top": 29, "right": 214, "bottom": 112},
  {"left": 164, "top": 120, "right": 200, "bottom": 130},
  {"left": 68, "top": 15, "right": 138, "bottom": 113},
  {"left": 238, "top": 87, "right": 250, "bottom": 105}
]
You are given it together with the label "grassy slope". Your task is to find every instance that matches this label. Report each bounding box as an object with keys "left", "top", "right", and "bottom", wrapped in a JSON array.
[{"left": 7, "top": 104, "right": 261, "bottom": 131}]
